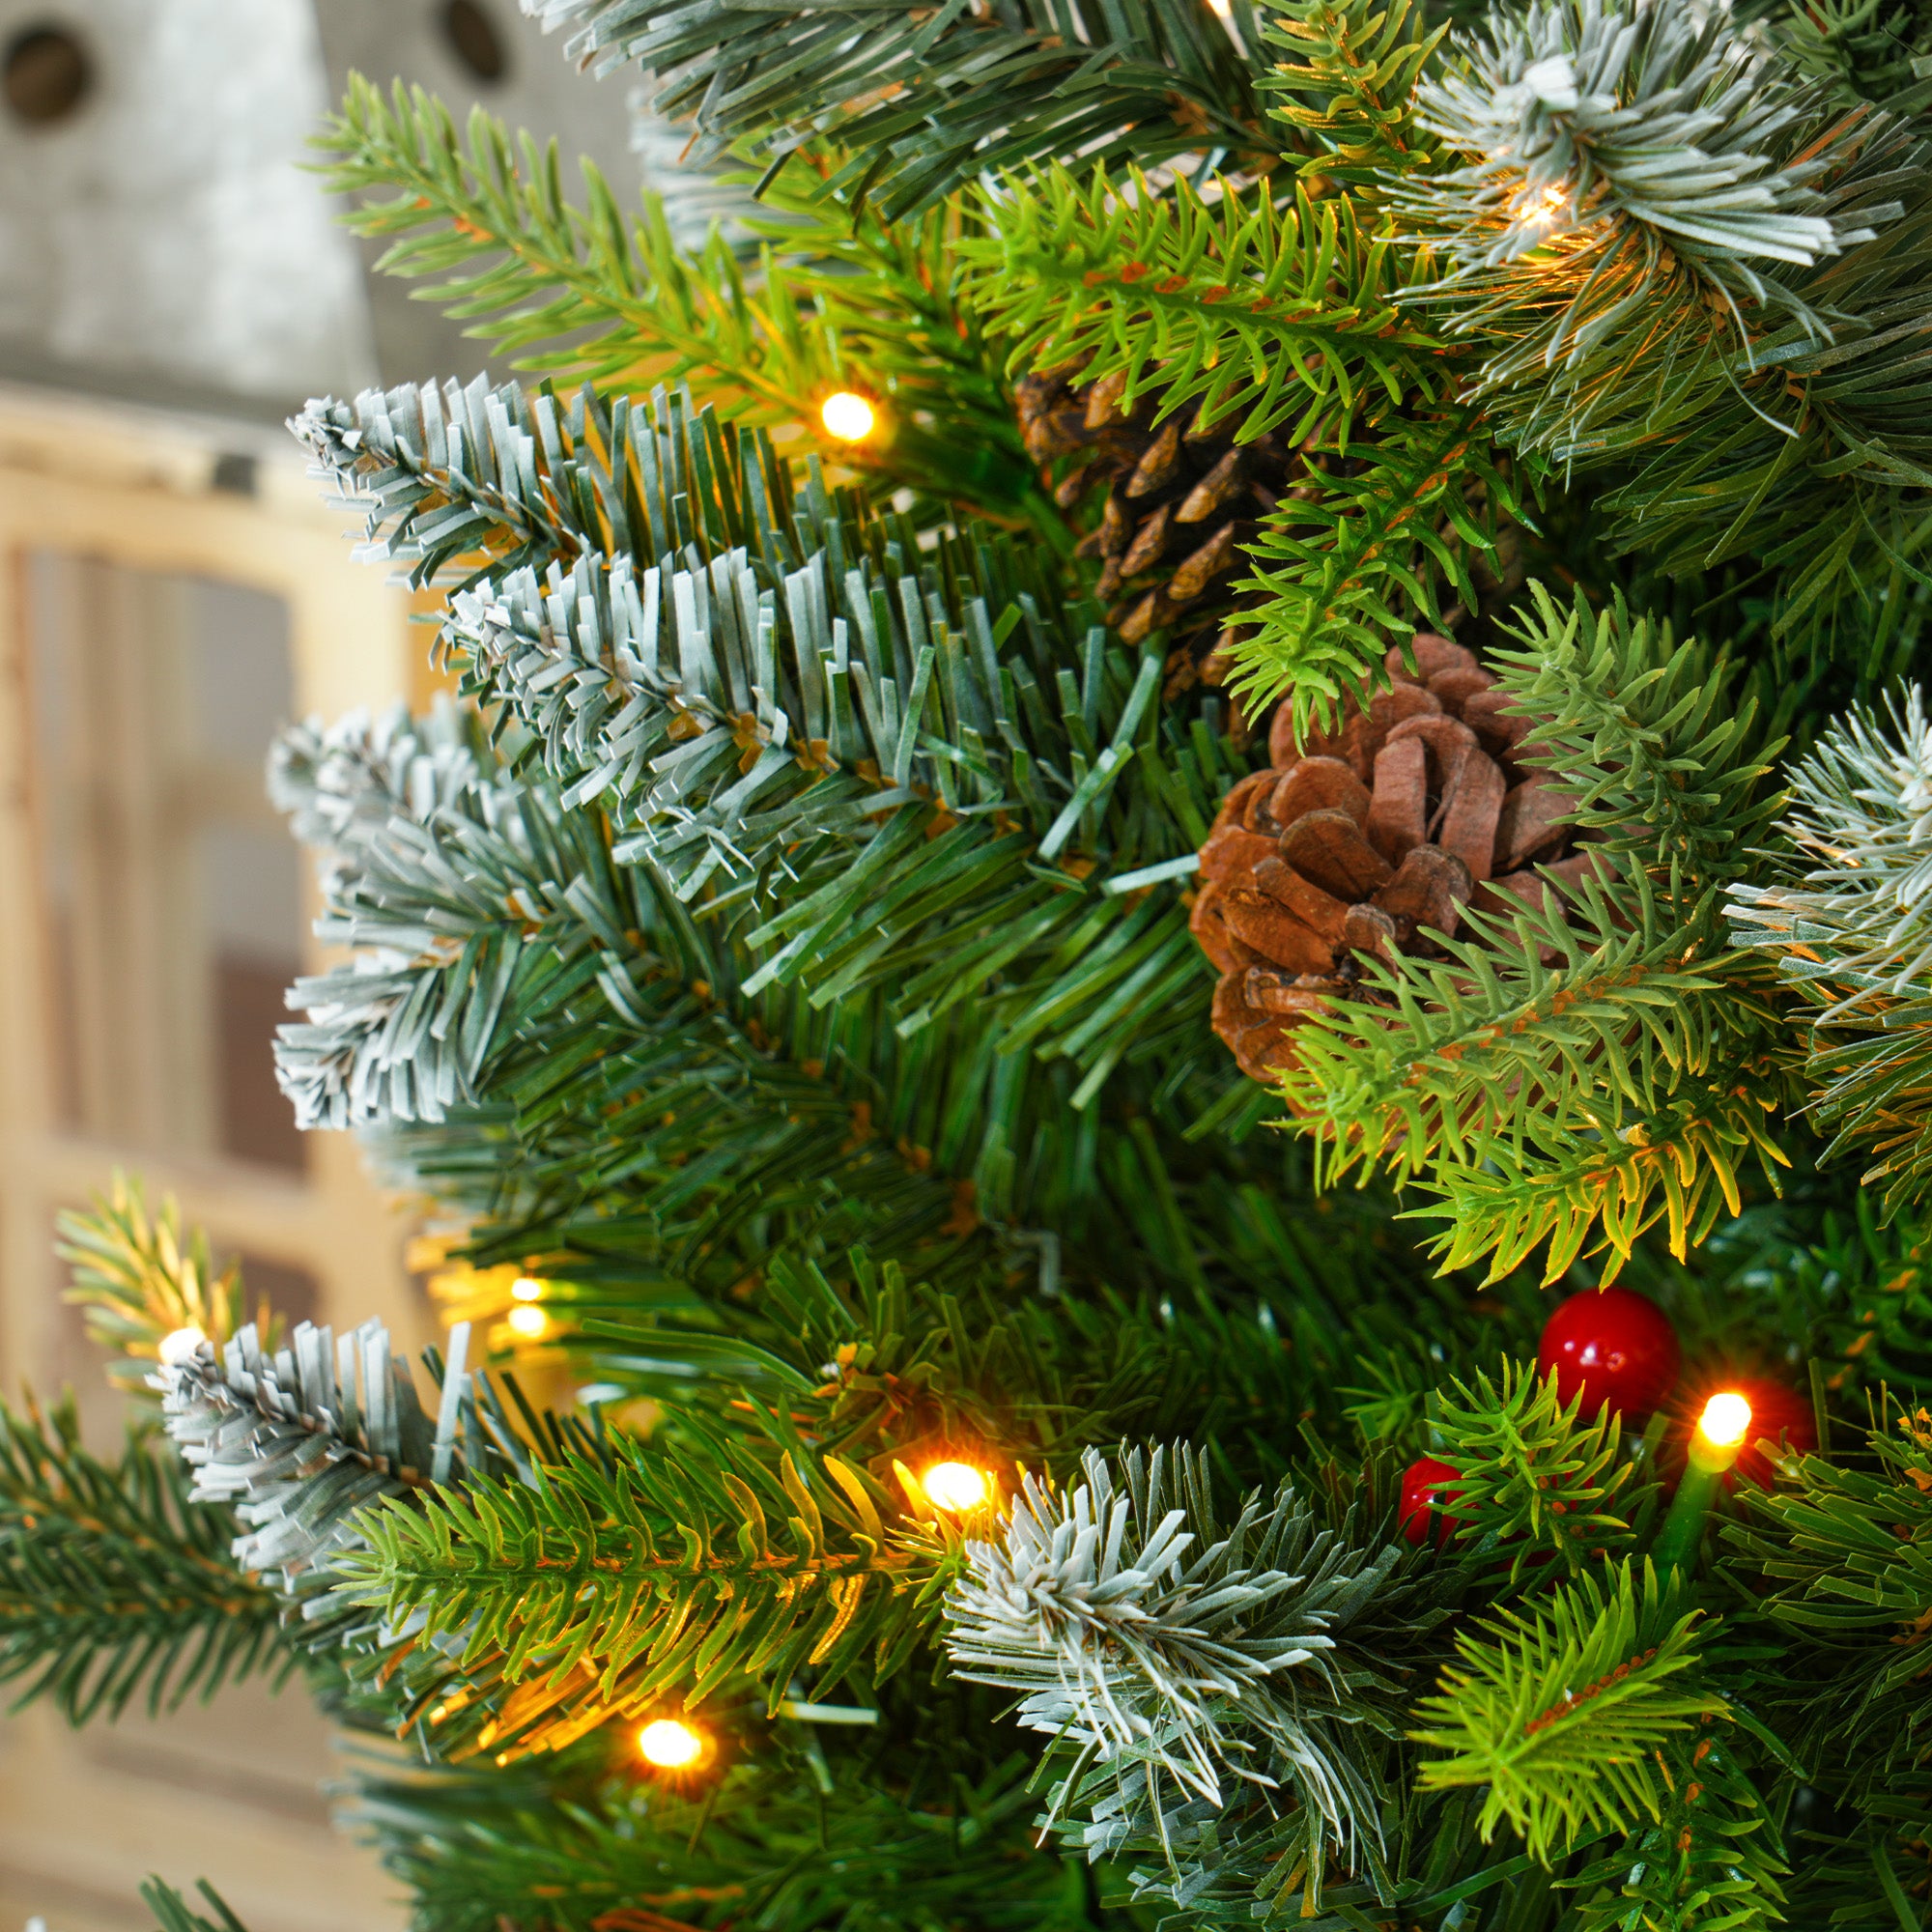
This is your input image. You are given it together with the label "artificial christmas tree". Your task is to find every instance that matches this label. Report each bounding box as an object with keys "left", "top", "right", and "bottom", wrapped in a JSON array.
[{"left": 8, "top": 0, "right": 1932, "bottom": 1928}]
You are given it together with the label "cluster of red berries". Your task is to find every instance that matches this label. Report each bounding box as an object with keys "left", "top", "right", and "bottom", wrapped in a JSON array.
[{"left": 1399, "top": 1288, "right": 1816, "bottom": 1546}]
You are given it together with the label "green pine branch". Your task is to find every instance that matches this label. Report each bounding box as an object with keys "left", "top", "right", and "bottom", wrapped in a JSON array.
[
  {"left": 0, "top": 1395, "right": 288, "bottom": 1723},
  {"left": 1417, "top": 1070, "right": 1795, "bottom": 1283},
  {"left": 1430, "top": 1358, "right": 1644, "bottom": 1576},
  {"left": 961, "top": 165, "right": 1445, "bottom": 448},
  {"left": 351, "top": 1746, "right": 1093, "bottom": 1932},
  {"left": 336, "top": 1414, "right": 953, "bottom": 1730},
  {"left": 1413, "top": 1558, "right": 1714, "bottom": 1864},
  {"left": 1230, "top": 395, "right": 1514, "bottom": 724},
  {"left": 584, "top": 1250, "right": 1276, "bottom": 1479},
  {"left": 1560, "top": 1727, "right": 1789, "bottom": 1931},
  {"left": 140, "top": 1880, "right": 252, "bottom": 1932},
  {"left": 1267, "top": 585, "right": 1802, "bottom": 1284},
  {"left": 1781, "top": 1807, "right": 1932, "bottom": 1932},
  {"left": 1730, "top": 1397, "right": 1932, "bottom": 1777},
  {"left": 1755, "top": 0, "right": 1932, "bottom": 112},
  {"left": 959, "top": 161, "right": 1519, "bottom": 723},
  {"left": 526, "top": 0, "right": 1276, "bottom": 221},
  {"left": 1261, "top": 0, "right": 1445, "bottom": 185},
  {"left": 1485, "top": 584, "right": 1790, "bottom": 885},
  {"left": 57, "top": 1176, "right": 259, "bottom": 1388},
  {"left": 1595, "top": 291, "right": 1932, "bottom": 667},
  {"left": 1389, "top": 585, "right": 1800, "bottom": 1277},
  {"left": 1767, "top": 1199, "right": 1932, "bottom": 1391},
  {"left": 1281, "top": 871, "right": 1783, "bottom": 1261},
  {"left": 316, "top": 80, "right": 1039, "bottom": 521}
]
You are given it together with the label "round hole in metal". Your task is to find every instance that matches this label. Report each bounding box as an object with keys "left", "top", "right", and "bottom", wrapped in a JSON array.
[{"left": 3, "top": 24, "right": 91, "bottom": 127}]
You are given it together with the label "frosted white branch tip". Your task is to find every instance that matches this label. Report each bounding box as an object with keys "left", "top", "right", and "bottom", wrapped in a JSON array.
[
  {"left": 941, "top": 1443, "right": 1401, "bottom": 1852},
  {"left": 153, "top": 1318, "right": 475, "bottom": 1581}
]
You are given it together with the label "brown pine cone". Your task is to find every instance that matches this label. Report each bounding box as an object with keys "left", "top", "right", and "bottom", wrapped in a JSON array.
[
  {"left": 1191, "top": 635, "right": 1608, "bottom": 1084},
  {"left": 1015, "top": 366, "right": 1295, "bottom": 690}
]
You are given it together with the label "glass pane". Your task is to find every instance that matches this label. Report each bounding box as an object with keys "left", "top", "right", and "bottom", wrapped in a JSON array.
[{"left": 25, "top": 551, "right": 307, "bottom": 1174}]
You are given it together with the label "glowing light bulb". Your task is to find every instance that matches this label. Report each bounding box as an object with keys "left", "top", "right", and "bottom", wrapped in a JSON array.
[
  {"left": 1699, "top": 1391, "right": 1752, "bottom": 1448},
  {"left": 1516, "top": 182, "right": 1572, "bottom": 232},
  {"left": 820, "top": 391, "right": 877, "bottom": 443},
  {"left": 506, "top": 1304, "right": 548, "bottom": 1340},
  {"left": 157, "top": 1325, "right": 208, "bottom": 1367},
  {"left": 639, "top": 1718, "right": 704, "bottom": 1768},
  {"left": 1656, "top": 1387, "right": 1759, "bottom": 1569},
  {"left": 922, "top": 1462, "right": 990, "bottom": 1512},
  {"left": 510, "top": 1276, "right": 544, "bottom": 1301}
]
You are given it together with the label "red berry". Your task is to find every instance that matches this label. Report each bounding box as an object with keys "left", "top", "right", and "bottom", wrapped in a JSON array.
[
  {"left": 1726, "top": 1378, "right": 1816, "bottom": 1491},
  {"left": 1539, "top": 1287, "right": 1681, "bottom": 1419},
  {"left": 1399, "top": 1456, "right": 1463, "bottom": 1547}
]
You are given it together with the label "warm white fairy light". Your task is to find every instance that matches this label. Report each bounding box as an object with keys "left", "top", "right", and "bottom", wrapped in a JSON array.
[
  {"left": 1517, "top": 181, "right": 1573, "bottom": 232},
  {"left": 157, "top": 1325, "right": 208, "bottom": 1366},
  {"left": 506, "top": 1304, "right": 548, "bottom": 1339},
  {"left": 1698, "top": 1390, "right": 1752, "bottom": 1450},
  {"left": 1654, "top": 1388, "right": 1756, "bottom": 1570},
  {"left": 639, "top": 1718, "right": 705, "bottom": 1768},
  {"left": 820, "top": 391, "right": 877, "bottom": 443},
  {"left": 922, "top": 1461, "right": 990, "bottom": 1511},
  {"left": 510, "top": 1276, "right": 544, "bottom": 1301}
]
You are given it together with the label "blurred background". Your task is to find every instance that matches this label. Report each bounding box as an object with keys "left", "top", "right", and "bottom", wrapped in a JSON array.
[{"left": 0, "top": 4, "right": 642, "bottom": 1925}]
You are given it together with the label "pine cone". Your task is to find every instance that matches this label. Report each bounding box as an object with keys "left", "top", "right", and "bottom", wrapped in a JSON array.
[
  {"left": 1191, "top": 635, "right": 1607, "bottom": 1084},
  {"left": 1016, "top": 367, "right": 1295, "bottom": 691}
]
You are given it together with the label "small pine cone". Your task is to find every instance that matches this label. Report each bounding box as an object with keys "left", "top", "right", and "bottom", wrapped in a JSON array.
[
  {"left": 1194, "top": 635, "right": 1606, "bottom": 1086},
  {"left": 1014, "top": 366, "right": 1295, "bottom": 695}
]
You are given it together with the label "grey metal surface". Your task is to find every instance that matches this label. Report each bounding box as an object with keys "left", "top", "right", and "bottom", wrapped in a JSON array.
[
  {"left": 0, "top": 0, "right": 375, "bottom": 413},
  {"left": 0, "top": 0, "right": 644, "bottom": 420},
  {"left": 311, "top": 0, "right": 644, "bottom": 391}
]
